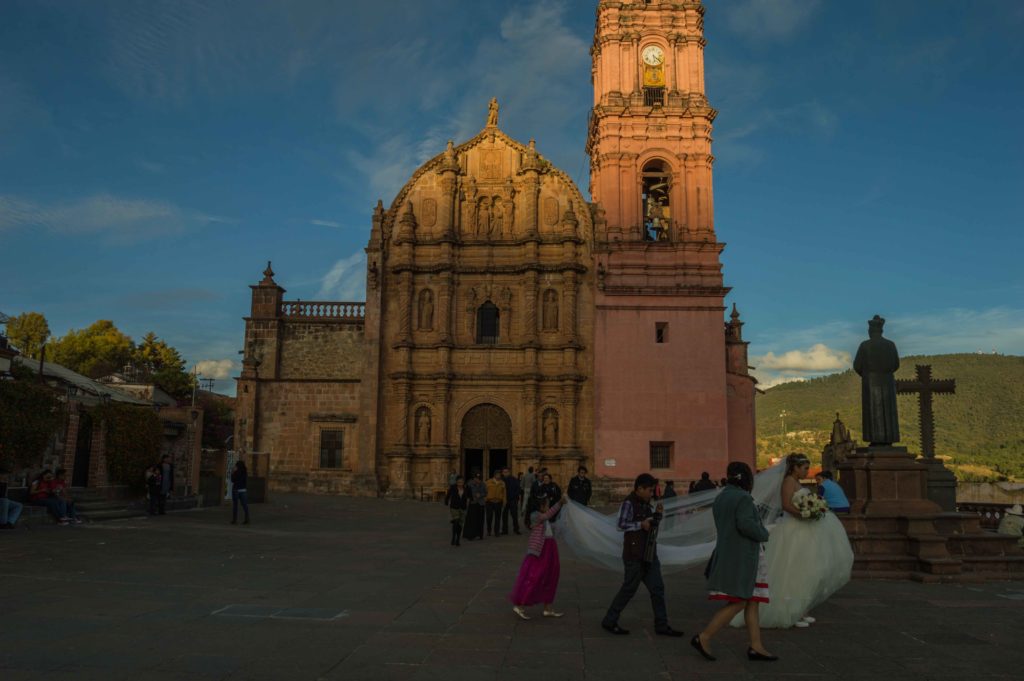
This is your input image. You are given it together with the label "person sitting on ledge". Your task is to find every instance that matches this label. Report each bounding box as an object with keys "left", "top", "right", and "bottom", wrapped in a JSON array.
[
  {"left": 1, "top": 476, "right": 24, "bottom": 529},
  {"left": 50, "top": 468, "right": 83, "bottom": 524},
  {"left": 29, "top": 470, "right": 71, "bottom": 525},
  {"left": 815, "top": 471, "right": 850, "bottom": 513}
]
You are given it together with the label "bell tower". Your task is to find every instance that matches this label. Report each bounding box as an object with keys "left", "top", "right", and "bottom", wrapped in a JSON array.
[{"left": 589, "top": 0, "right": 756, "bottom": 481}]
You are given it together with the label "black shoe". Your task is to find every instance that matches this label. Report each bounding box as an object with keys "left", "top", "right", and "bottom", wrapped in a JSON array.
[
  {"left": 231, "top": 520, "right": 237, "bottom": 525},
  {"left": 656, "top": 626, "right": 684, "bottom": 638},
  {"left": 243, "top": 520, "right": 249, "bottom": 525},
  {"left": 747, "top": 648, "right": 778, "bottom": 662},
  {"left": 514, "top": 530, "right": 521, "bottom": 535},
  {"left": 691, "top": 635, "right": 716, "bottom": 661},
  {"left": 601, "top": 622, "right": 629, "bottom": 636}
]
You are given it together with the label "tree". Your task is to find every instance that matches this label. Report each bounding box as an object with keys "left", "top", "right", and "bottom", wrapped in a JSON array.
[
  {"left": 49, "top": 320, "right": 134, "bottom": 379},
  {"left": 133, "top": 331, "right": 194, "bottom": 401},
  {"left": 5, "top": 311, "right": 50, "bottom": 359}
]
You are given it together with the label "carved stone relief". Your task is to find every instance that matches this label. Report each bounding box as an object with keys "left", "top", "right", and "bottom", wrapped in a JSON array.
[
  {"left": 417, "top": 289, "right": 434, "bottom": 331},
  {"left": 420, "top": 198, "right": 437, "bottom": 229},
  {"left": 543, "top": 197, "right": 559, "bottom": 227}
]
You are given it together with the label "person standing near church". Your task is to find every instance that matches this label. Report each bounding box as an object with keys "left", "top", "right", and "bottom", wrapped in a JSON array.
[
  {"left": 521, "top": 467, "right": 536, "bottom": 513},
  {"left": 158, "top": 454, "right": 174, "bottom": 515},
  {"left": 501, "top": 467, "right": 521, "bottom": 535},
  {"left": 600, "top": 473, "right": 683, "bottom": 638},
  {"left": 445, "top": 475, "right": 469, "bottom": 547},
  {"left": 509, "top": 492, "right": 568, "bottom": 621},
  {"left": 692, "top": 461, "right": 775, "bottom": 662},
  {"left": 230, "top": 460, "right": 250, "bottom": 525},
  {"left": 465, "top": 472, "right": 486, "bottom": 540},
  {"left": 568, "top": 466, "right": 592, "bottom": 506},
  {"left": 485, "top": 470, "right": 506, "bottom": 537}
]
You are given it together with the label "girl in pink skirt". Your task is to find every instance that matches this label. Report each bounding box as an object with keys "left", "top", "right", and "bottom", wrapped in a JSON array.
[{"left": 509, "top": 492, "right": 568, "bottom": 620}]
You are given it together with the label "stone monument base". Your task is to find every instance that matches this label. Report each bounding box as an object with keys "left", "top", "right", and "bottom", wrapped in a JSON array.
[{"left": 838, "top": 446, "right": 1024, "bottom": 581}]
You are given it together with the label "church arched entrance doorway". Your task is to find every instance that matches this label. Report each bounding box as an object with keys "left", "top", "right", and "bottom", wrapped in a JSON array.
[{"left": 460, "top": 404, "right": 512, "bottom": 480}]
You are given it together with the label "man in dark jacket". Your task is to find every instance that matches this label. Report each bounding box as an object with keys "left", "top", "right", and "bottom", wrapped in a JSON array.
[
  {"left": 568, "top": 466, "right": 593, "bottom": 506},
  {"left": 601, "top": 473, "right": 683, "bottom": 638},
  {"left": 500, "top": 467, "right": 521, "bottom": 535}
]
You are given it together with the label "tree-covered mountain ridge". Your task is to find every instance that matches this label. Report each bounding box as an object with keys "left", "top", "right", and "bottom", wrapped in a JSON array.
[{"left": 755, "top": 354, "right": 1024, "bottom": 481}]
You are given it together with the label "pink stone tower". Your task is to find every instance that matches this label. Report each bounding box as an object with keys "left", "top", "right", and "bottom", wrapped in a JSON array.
[{"left": 589, "top": 0, "right": 756, "bottom": 482}]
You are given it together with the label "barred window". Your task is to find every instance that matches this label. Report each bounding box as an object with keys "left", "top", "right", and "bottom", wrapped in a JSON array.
[
  {"left": 655, "top": 322, "right": 668, "bottom": 344},
  {"left": 649, "top": 442, "right": 672, "bottom": 469},
  {"left": 320, "top": 430, "right": 344, "bottom": 469},
  {"left": 643, "top": 87, "right": 664, "bottom": 107}
]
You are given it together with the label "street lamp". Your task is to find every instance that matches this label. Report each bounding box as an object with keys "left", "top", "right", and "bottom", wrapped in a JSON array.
[{"left": 779, "top": 410, "right": 789, "bottom": 439}]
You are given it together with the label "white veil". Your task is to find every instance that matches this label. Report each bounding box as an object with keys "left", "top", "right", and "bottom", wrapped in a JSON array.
[{"left": 557, "top": 463, "right": 786, "bottom": 574}]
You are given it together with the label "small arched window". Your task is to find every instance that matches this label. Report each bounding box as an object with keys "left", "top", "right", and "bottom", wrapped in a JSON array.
[
  {"left": 477, "top": 301, "right": 500, "bottom": 344},
  {"left": 641, "top": 159, "right": 671, "bottom": 241}
]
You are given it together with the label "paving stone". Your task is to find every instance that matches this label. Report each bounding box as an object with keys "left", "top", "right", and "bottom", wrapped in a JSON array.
[{"left": 1, "top": 492, "right": 1022, "bottom": 679}]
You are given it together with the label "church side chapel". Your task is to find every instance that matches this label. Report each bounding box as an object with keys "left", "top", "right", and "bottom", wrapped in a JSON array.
[{"left": 234, "top": 0, "right": 757, "bottom": 497}]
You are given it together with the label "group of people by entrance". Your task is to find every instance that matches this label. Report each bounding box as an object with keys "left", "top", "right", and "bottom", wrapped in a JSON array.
[
  {"left": 491, "top": 454, "right": 854, "bottom": 664},
  {"left": 444, "top": 465, "right": 593, "bottom": 547}
]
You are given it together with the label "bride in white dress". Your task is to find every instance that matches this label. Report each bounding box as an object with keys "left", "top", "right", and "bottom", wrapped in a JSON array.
[
  {"left": 733, "top": 453, "right": 854, "bottom": 629},
  {"left": 556, "top": 455, "right": 853, "bottom": 629}
]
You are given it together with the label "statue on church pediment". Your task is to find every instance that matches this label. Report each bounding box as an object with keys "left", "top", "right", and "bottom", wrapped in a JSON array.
[
  {"left": 486, "top": 97, "right": 499, "bottom": 127},
  {"left": 477, "top": 199, "right": 491, "bottom": 237}
]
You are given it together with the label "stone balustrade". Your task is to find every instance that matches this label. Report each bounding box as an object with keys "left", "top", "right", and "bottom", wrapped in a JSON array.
[
  {"left": 956, "top": 502, "right": 1013, "bottom": 530},
  {"left": 280, "top": 301, "right": 365, "bottom": 321}
]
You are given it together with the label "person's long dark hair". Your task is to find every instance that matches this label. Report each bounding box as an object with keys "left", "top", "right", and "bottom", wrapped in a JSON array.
[
  {"left": 725, "top": 462, "right": 754, "bottom": 492},
  {"left": 523, "top": 494, "right": 547, "bottom": 530},
  {"left": 785, "top": 452, "right": 810, "bottom": 477},
  {"left": 235, "top": 460, "right": 247, "bottom": 474}
]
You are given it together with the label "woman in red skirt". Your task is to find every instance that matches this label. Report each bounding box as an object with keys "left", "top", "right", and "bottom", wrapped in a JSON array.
[{"left": 509, "top": 492, "right": 568, "bottom": 620}]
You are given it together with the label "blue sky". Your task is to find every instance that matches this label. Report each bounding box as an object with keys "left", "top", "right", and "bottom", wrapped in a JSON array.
[{"left": 2, "top": 0, "right": 1022, "bottom": 392}]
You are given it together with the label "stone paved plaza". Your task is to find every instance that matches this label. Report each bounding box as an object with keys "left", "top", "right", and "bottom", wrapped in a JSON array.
[{"left": 2, "top": 494, "right": 1023, "bottom": 680}]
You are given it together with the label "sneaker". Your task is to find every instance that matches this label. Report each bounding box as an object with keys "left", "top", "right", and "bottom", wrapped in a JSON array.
[
  {"left": 543, "top": 609, "right": 564, "bottom": 618},
  {"left": 72, "top": 518, "right": 84, "bottom": 525},
  {"left": 512, "top": 606, "right": 530, "bottom": 620},
  {"left": 801, "top": 616, "right": 816, "bottom": 624},
  {"left": 794, "top": 620, "right": 810, "bottom": 628},
  {"left": 58, "top": 520, "right": 70, "bottom": 526}
]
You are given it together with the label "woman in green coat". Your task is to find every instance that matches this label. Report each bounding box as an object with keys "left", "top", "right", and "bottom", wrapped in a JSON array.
[{"left": 691, "top": 462, "right": 777, "bottom": 662}]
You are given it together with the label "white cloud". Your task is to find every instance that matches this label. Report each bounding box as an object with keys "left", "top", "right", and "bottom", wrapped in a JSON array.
[
  {"left": 194, "top": 359, "right": 236, "bottom": 380},
  {"left": 310, "top": 218, "right": 343, "bottom": 228},
  {"left": 726, "top": 0, "right": 822, "bottom": 41},
  {"left": 755, "top": 374, "right": 809, "bottom": 390},
  {"left": 0, "top": 193, "right": 219, "bottom": 242},
  {"left": 316, "top": 251, "right": 367, "bottom": 301},
  {"left": 756, "top": 343, "right": 851, "bottom": 372}
]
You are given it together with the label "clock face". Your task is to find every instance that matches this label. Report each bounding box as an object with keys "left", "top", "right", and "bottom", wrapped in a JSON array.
[{"left": 642, "top": 46, "right": 664, "bottom": 66}]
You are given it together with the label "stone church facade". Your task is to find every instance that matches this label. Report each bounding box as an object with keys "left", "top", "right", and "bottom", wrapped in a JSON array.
[{"left": 234, "top": 0, "right": 756, "bottom": 497}]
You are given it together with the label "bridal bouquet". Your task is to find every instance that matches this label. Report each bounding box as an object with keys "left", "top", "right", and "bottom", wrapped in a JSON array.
[{"left": 795, "top": 493, "right": 829, "bottom": 521}]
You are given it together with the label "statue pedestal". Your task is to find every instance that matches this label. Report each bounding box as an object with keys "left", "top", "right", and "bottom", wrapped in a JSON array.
[
  {"left": 837, "top": 445, "right": 1024, "bottom": 580},
  {"left": 920, "top": 457, "right": 957, "bottom": 512},
  {"left": 839, "top": 446, "right": 941, "bottom": 516}
]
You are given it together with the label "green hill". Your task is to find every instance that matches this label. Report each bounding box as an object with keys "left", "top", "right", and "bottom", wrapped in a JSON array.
[{"left": 755, "top": 354, "right": 1024, "bottom": 481}]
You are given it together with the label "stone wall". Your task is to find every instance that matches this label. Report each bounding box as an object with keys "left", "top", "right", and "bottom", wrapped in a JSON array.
[
  {"left": 255, "top": 380, "right": 368, "bottom": 496},
  {"left": 280, "top": 322, "right": 365, "bottom": 380}
]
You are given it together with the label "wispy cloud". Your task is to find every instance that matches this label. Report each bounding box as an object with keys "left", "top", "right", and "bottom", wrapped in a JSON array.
[
  {"left": 194, "top": 359, "right": 236, "bottom": 380},
  {"left": 725, "top": 0, "right": 822, "bottom": 41},
  {"left": 0, "top": 194, "right": 222, "bottom": 243},
  {"left": 339, "top": 0, "right": 590, "bottom": 204},
  {"left": 316, "top": 251, "right": 366, "bottom": 301},
  {"left": 309, "top": 218, "right": 343, "bottom": 228},
  {"left": 752, "top": 343, "right": 851, "bottom": 389}
]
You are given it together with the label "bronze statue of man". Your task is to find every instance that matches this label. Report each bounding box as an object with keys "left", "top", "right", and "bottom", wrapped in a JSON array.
[{"left": 853, "top": 315, "right": 900, "bottom": 446}]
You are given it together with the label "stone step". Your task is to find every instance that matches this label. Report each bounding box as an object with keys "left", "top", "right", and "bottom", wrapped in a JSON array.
[
  {"left": 80, "top": 508, "right": 148, "bottom": 522},
  {"left": 960, "top": 555, "right": 1024, "bottom": 575},
  {"left": 947, "top": 533, "right": 1024, "bottom": 557}
]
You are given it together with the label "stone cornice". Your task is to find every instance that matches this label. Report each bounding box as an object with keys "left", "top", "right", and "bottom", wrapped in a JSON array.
[
  {"left": 594, "top": 239, "right": 725, "bottom": 254},
  {"left": 598, "top": 284, "right": 730, "bottom": 297},
  {"left": 389, "top": 263, "right": 589, "bottom": 276},
  {"left": 388, "top": 371, "right": 588, "bottom": 384}
]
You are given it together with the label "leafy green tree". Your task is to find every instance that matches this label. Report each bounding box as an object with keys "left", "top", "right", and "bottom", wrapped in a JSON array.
[
  {"left": 5, "top": 311, "right": 50, "bottom": 359},
  {"left": 133, "top": 331, "right": 194, "bottom": 400},
  {"left": 49, "top": 320, "right": 134, "bottom": 379}
]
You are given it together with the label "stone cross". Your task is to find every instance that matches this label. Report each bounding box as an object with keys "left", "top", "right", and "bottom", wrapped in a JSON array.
[{"left": 895, "top": 364, "right": 955, "bottom": 459}]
